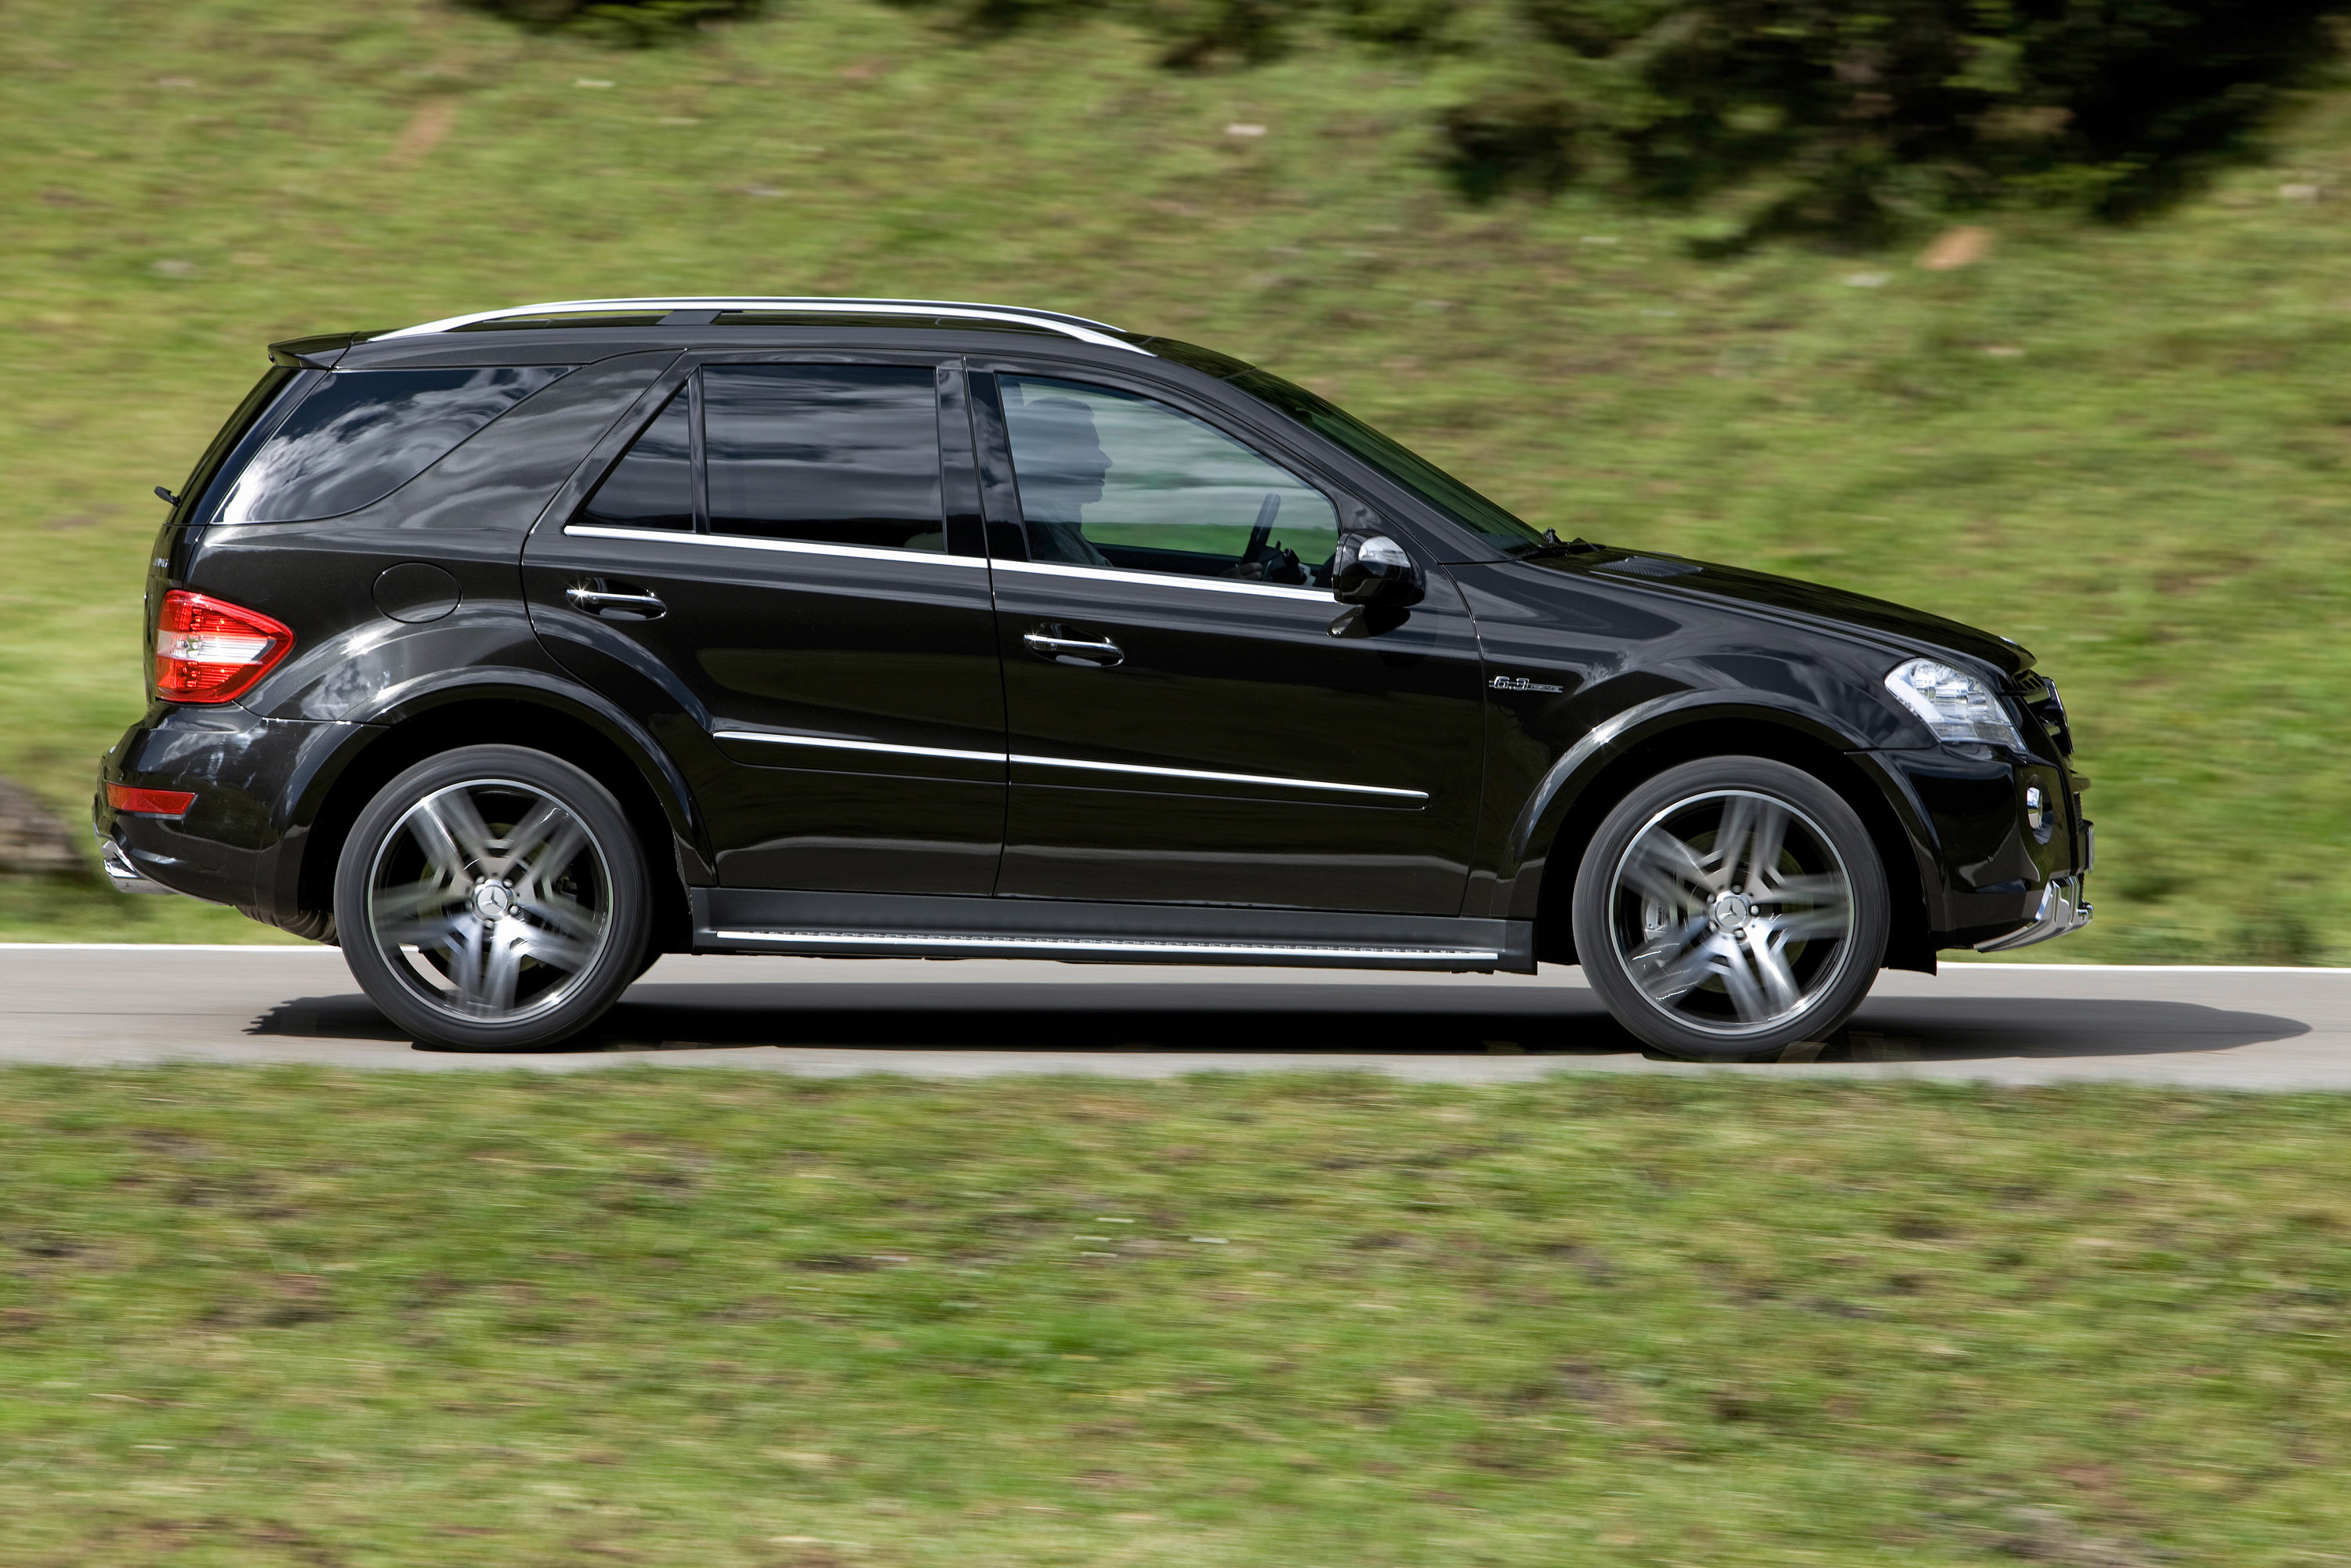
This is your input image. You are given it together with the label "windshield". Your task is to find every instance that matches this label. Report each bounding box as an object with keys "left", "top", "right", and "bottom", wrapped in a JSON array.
[{"left": 1225, "top": 368, "right": 1548, "bottom": 553}]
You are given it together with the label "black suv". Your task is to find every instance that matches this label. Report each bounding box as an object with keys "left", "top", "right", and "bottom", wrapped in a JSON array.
[{"left": 97, "top": 296, "right": 2092, "bottom": 1058}]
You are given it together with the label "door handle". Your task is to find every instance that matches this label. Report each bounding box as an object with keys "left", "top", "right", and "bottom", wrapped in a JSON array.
[
  {"left": 1023, "top": 629, "right": 1124, "bottom": 668},
  {"left": 566, "top": 585, "right": 666, "bottom": 621}
]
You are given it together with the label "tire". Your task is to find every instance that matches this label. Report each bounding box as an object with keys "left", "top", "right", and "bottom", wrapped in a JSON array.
[
  {"left": 1570, "top": 756, "right": 1889, "bottom": 1062},
  {"left": 333, "top": 744, "right": 650, "bottom": 1051}
]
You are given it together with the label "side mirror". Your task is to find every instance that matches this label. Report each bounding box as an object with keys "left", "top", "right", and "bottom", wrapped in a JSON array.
[{"left": 1332, "top": 533, "right": 1424, "bottom": 607}]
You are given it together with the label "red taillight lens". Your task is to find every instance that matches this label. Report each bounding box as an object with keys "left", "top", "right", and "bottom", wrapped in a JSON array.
[
  {"left": 107, "top": 784, "right": 196, "bottom": 817},
  {"left": 154, "top": 590, "right": 292, "bottom": 704}
]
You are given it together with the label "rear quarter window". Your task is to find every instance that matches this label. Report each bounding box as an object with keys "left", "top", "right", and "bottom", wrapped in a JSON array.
[{"left": 209, "top": 366, "right": 571, "bottom": 524}]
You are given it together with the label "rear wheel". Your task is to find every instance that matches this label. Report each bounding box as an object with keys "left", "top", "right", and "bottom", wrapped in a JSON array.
[
  {"left": 1570, "top": 757, "right": 1888, "bottom": 1061},
  {"left": 334, "top": 744, "right": 650, "bottom": 1051}
]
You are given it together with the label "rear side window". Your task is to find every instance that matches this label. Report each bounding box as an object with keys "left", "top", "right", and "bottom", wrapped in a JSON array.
[
  {"left": 173, "top": 365, "right": 304, "bottom": 525},
  {"left": 580, "top": 387, "right": 692, "bottom": 531},
  {"left": 703, "top": 366, "right": 943, "bottom": 552},
  {"left": 211, "top": 366, "right": 570, "bottom": 524}
]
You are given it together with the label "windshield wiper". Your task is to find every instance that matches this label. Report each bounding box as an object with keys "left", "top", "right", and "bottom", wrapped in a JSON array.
[{"left": 1516, "top": 530, "right": 1605, "bottom": 559}]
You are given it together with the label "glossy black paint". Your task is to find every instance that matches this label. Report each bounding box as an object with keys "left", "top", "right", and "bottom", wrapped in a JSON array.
[
  {"left": 100, "top": 314, "right": 2091, "bottom": 969},
  {"left": 520, "top": 353, "right": 1008, "bottom": 896}
]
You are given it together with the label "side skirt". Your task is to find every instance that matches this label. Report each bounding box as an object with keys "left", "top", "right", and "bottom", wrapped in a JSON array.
[{"left": 692, "top": 889, "right": 1534, "bottom": 973}]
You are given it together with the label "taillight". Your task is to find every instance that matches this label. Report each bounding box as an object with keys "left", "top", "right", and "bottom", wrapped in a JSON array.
[
  {"left": 106, "top": 784, "right": 195, "bottom": 817},
  {"left": 154, "top": 589, "right": 293, "bottom": 704}
]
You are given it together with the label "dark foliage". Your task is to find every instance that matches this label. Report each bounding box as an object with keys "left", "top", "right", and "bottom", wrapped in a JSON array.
[
  {"left": 890, "top": 0, "right": 1454, "bottom": 66},
  {"left": 1446, "top": 1, "right": 2344, "bottom": 241},
  {"left": 465, "top": 0, "right": 2344, "bottom": 240},
  {"left": 457, "top": 0, "right": 765, "bottom": 46}
]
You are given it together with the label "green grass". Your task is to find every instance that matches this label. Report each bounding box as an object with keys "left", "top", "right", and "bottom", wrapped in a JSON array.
[
  {"left": 5, "top": 1066, "right": 2351, "bottom": 1564},
  {"left": 2, "top": 1, "right": 2347, "bottom": 957}
]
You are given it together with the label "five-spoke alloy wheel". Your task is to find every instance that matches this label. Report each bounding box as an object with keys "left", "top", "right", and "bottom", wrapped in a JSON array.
[
  {"left": 335, "top": 745, "right": 650, "bottom": 1051},
  {"left": 1572, "top": 757, "right": 1889, "bottom": 1060}
]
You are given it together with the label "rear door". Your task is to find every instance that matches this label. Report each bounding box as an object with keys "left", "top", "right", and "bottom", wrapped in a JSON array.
[
  {"left": 973, "top": 365, "right": 1487, "bottom": 914},
  {"left": 522, "top": 354, "right": 1006, "bottom": 895}
]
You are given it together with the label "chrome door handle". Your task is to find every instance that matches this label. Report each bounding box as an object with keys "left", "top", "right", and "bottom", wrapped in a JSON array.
[
  {"left": 566, "top": 586, "right": 666, "bottom": 620},
  {"left": 1023, "top": 631, "right": 1124, "bottom": 667}
]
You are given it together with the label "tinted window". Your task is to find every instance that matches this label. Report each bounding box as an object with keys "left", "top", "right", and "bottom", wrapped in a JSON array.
[
  {"left": 703, "top": 366, "right": 943, "bottom": 552},
  {"left": 1226, "top": 368, "right": 1547, "bottom": 554},
  {"left": 176, "top": 364, "right": 304, "bottom": 524},
  {"left": 212, "top": 366, "right": 571, "bottom": 524},
  {"left": 1000, "top": 375, "right": 1338, "bottom": 585},
  {"left": 580, "top": 387, "right": 692, "bottom": 531}
]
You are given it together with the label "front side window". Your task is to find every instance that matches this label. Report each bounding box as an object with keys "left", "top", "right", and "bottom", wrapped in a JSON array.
[
  {"left": 999, "top": 375, "right": 1339, "bottom": 586},
  {"left": 703, "top": 365, "right": 944, "bottom": 552},
  {"left": 212, "top": 366, "right": 570, "bottom": 524},
  {"left": 1225, "top": 368, "right": 1548, "bottom": 555}
]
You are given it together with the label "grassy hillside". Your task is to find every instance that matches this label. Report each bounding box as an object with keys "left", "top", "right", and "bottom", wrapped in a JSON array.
[
  {"left": 9, "top": 1066, "right": 2351, "bottom": 1565},
  {"left": 2, "top": 0, "right": 2346, "bottom": 959}
]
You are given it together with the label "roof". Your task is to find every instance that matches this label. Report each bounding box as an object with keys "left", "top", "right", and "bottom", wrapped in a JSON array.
[{"left": 374, "top": 296, "right": 1151, "bottom": 354}]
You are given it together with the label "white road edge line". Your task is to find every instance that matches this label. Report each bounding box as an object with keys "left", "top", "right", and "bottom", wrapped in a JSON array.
[{"left": 0, "top": 943, "right": 2346, "bottom": 974}]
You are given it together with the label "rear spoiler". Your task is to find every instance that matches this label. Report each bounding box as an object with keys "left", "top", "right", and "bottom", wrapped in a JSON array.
[{"left": 266, "top": 331, "right": 386, "bottom": 370}]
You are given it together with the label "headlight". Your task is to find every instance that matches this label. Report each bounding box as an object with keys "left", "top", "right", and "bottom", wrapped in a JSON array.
[{"left": 1883, "top": 657, "right": 2027, "bottom": 750}]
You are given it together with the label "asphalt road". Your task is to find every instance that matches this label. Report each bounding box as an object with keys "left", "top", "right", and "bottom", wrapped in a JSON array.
[{"left": 1, "top": 944, "right": 2345, "bottom": 1088}]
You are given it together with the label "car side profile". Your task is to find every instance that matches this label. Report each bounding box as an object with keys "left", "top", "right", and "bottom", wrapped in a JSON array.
[{"left": 97, "top": 297, "right": 2092, "bottom": 1059}]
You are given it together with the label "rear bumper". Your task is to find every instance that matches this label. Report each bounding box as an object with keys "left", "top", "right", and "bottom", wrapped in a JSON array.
[
  {"left": 98, "top": 835, "right": 177, "bottom": 895},
  {"left": 94, "top": 704, "right": 366, "bottom": 924}
]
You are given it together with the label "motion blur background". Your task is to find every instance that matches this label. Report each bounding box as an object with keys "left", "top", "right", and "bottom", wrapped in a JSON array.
[
  {"left": 2, "top": 0, "right": 2348, "bottom": 961},
  {"left": 9, "top": 10, "right": 2351, "bottom": 1566}
]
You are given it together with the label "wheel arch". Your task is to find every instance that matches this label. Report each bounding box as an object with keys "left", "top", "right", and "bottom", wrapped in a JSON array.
[
  {"left": 1518, "top": 701, "right": 1936, "bottom": 976},
  {"left": 285, "top": 683, "right": 704, "bottom": 954}
]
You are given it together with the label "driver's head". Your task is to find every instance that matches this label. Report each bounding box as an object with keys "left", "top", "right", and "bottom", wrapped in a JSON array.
[{"left": 1012, "top": 396, "right": 1110, "bottom": 517}]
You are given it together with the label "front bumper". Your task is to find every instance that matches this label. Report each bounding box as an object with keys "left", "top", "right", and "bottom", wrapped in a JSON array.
[
  {"left": 1973, "top": 873, "right": 2092, "bottom": 953},
  {"left": 1862, "top": 744, "right": 2094, "bottom": 954}
]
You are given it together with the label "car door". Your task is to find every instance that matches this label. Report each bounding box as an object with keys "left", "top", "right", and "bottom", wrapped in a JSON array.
[
  {"left": 522, "top": 354, "right": 1006, "bottom": 895},
  {"left": 972, "top": 365, "right": 1486, "bottom": 914}
]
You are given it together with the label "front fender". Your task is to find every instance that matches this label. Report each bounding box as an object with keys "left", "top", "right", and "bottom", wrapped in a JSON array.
[{"left": 1505, "top": 690, "right": 1876, "bottom": 875}]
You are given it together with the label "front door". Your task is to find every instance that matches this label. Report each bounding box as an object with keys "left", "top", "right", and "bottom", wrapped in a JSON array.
[
  {"left": 523, "top": 357, "right": 1005, "bottom": 895},
  {"left": 973, "top": 368, "right": 1486, "bottom": 914}
]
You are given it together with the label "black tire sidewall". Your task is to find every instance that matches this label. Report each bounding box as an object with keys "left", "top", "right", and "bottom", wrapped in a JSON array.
[
  {"left": 333, "top": 744, "right": 650, "bottom": 1052},
  {"left": 1571, "top": 756, "right": 1889, "bottom": 1061}
]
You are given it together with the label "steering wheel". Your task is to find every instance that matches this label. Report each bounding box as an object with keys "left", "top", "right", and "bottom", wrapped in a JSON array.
[{"left": 1240, "top": 492, "right": 1281, "bottom": 567}]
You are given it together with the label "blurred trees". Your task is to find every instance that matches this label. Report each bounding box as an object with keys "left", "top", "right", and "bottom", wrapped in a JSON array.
[
  {"left": 469, "top": 0, "right": 2346, "bottom": 243},
  {"left": 1435, "top": 1, "right": 2346, "bottom": 245},
  {"left": 457, "top": 0, "right": 765, "bottom": 46}
]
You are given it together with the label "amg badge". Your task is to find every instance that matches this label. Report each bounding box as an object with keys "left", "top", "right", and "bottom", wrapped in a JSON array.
[{"left": 1490, "top": 674, "right": 1565, "bottom": 693}]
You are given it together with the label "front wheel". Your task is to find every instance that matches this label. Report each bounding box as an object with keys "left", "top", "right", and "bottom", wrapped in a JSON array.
[
  {"left": 1570, "top": 757, "right": 1889, "bottom": 1062},
  {"left": 334, "top": 744, "right": 650, "bottom": 1051}
]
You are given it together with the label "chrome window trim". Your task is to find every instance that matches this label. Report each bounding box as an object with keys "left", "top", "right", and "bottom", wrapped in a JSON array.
[
  {"left": 987, "top": 557, "right": 1334, "bottom": 603},
  {"left": 382, "top": 296, "right": 1150, "bottom": 354},
  {"left": 564, "top": 523, "right": 988, "bottom": 570},
  {"left": 711, "top": 929, "right": 1498, "bottom": 962},
  {"left": 713, "top": 731, "right": 1004, "bottom": 766},
  {"left": 1010, "top": 753, "right": 1427, "bottom": 800},
  {"left": 708, "top": 730, "right": 1425, "bottom": 800}
]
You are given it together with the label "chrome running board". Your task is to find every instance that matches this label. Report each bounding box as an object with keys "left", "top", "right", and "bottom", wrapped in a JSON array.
[
  {"left": 692, "top": 889, "right": 1533, "bottom": 973},
  {"left": 711, "top": 929, "right": 1500, "bottom": 965}
]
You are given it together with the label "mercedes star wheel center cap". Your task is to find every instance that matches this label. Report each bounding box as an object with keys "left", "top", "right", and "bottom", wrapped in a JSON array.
[
  {"left": 1708, "top": 890, "right": 1755, "bottom": 935},
  {"left": 471, "top": 882, "right": 515, "bottom": 920}
]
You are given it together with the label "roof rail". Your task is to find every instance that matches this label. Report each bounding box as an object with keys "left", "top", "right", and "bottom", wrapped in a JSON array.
[{"left": 376, "top": 297, "right": 1150, "bottom": 353}]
